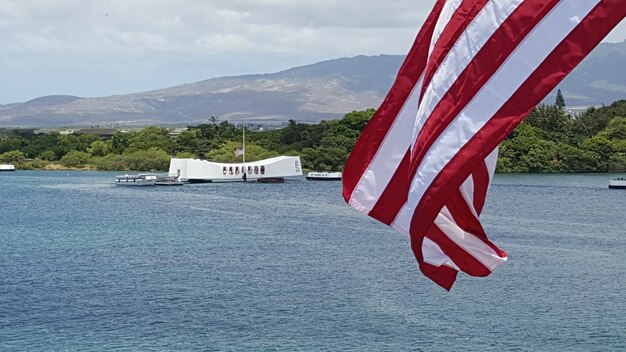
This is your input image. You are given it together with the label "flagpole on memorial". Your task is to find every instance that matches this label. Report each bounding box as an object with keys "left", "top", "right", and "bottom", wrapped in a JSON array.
[{"left": 242, "top": 124, "right": 247, "bottom": 182}]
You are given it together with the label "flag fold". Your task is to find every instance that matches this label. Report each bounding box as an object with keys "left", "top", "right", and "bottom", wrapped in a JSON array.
[{"left": 343, "top": 0, "right": 625, "bottom": 289}]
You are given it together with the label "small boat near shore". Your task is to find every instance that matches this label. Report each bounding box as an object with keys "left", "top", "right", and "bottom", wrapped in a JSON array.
[
  {"left": 609, "top": 177, "right": 626, "bottom": 189},
  {"left": 306, "top": 171, "right": 342, "bottom": 181},
  {"left": 0, "top": 164, "right": 16, "bottom": 172},
  {"left": 115, "top": 174, "right": 157, "bottom": 186}
]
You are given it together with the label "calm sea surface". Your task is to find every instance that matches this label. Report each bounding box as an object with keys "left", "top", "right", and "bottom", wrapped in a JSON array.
[{"left": 1, "top": 171, "right": 624, "bottom": 351}]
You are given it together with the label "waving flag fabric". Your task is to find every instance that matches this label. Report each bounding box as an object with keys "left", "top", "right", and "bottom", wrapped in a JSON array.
[
  {"left": 234, "top": 147, "right": 245, "bottom": 157},
  {"left": 343, "top": 0, "right": 625, "bottom": 290}
]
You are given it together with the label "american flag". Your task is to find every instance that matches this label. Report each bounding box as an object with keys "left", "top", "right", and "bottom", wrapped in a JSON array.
[
  {"left": 343, "top": 0, "right": 625, "bottom": 290},
  {"left": 234, "top": 147, "right": 245, "bottom": 157}
]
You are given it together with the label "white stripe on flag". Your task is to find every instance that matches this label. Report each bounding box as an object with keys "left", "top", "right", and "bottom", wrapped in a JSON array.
[
  {"left": 412, "top": 0, "right": 524, "bottom": 147},
  {"left": 422, "top": 237, "right": 461, "bottom": 271},
  {"left": 343, "top": 0, "right": 624, "bottom": 289},
  {"left": 434, "top": 206, "right": 507, "bottom": 271},
  {"left": 428, "top": 0, "right": 463, "bottom": 57},
  {"left": 406, "top": 0, "right": 602, "bottom": 216},
  {"left": 348, "top": 74, "right": 424, "bottom": 213}
]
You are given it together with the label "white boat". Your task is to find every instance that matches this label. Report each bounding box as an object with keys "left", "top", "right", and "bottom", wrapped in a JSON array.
[
  {"left": 168, "top": 156, "right": 302, "bottom": 183},
  {"left": 155, "top": 176, "right": 184, "bottom": 186},
  {"left": 306, "top": 171, "right": 342, "bottom": 181},
  {"left": 0, "top": 164, "right": 16, "bottom": 172},
  {"left": 115, "top": 174, "right": 157, "bottom": 186},
  {"left": 609, "top": 177, "right": 626, "bottom": 189}
]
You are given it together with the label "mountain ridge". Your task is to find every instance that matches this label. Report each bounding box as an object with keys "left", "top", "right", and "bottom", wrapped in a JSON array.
[{"left": 1, "top": 41, "right": 624, "bottom": 127}]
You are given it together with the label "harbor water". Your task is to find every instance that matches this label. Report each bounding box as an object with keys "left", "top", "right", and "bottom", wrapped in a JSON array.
[{"left": 0, "top": 171, "right": 624, "bottom": 351}]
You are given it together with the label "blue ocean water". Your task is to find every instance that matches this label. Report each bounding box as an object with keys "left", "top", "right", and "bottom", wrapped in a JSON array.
[{"left": 0, "top": 171, "right": 624, "bottom": 351}]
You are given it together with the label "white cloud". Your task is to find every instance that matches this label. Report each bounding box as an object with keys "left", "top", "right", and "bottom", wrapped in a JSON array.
[{"left": 0, "top": 0, "right": 623, "bottom": 104}]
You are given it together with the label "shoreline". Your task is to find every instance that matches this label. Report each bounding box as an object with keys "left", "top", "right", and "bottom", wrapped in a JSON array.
[{"left": 5, "top": 165, "right": 624, "bottom": 175}]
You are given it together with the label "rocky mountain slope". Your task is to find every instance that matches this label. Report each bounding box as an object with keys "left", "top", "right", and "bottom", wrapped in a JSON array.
[{"left": 1, "top": 40, "right": 624, "bottom": 127}]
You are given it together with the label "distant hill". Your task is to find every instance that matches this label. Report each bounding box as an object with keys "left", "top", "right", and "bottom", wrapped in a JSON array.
[
  {"left": 1, "top": 40, "right": 624, "bottom": 127},
  {"left": 544, "top": 40, "right": 626, "bottom": 107}
]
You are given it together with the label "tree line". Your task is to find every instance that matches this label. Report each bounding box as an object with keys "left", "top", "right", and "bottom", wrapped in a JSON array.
[
  {"left": 499, "top": 98, "right": 626, "bottom": 172},
  {"left": 0, "top": 109, "right": 372, "bottom": 172},
  {"left": 1, "top": 99, "right": 625, "bottom": 173}
]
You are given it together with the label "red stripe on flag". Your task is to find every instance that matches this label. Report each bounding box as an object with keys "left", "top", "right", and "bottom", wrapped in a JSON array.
[
  {"left": 447, "top": 189, "right": 488, "bottom": 239},
  {"left": 447, "top": 190, "right": 507, "bottom": 258},
  {"left": 372, "top": 0, "right": 559, "bottom": 229},
  {"left": 471, "top": 161, "right": 490, "bottom": 215},
  {"left": 420, "top": 0, "right": 489, "bottom": 101},
  {"left": 410, "top": 0, "right": 624, "bottom": 288},
  {"left": 368, "top": 149, "right": 411, "bottom": 225},
  {"left": 342, "top": 0, "right": 445, "bottom": 202},
  {"left": 410, "top": 0, "right": 561, "bottom": 175},
  {"left": 342, "top": 0, "right": 624, "bottom": 290},
  {"left": 415, "top": 259, "right": 458, "bottom": 292},
  {"left": 425, "top": 224, "right": 492, "bottom": 277}
]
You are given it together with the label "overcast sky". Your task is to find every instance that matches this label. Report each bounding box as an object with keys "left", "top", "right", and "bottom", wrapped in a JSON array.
[{"left": 1, "top": 0, "right": 625, "bottom": 104}]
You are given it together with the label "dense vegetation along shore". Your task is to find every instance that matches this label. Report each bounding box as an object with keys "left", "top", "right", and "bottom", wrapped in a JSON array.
[{"left": 1, "top": 99, "right": 625, "bottom": 173}]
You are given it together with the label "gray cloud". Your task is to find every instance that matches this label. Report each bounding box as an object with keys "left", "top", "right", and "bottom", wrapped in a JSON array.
[{"left": 0, "top": 0, "right": 624, "bottom": 104}]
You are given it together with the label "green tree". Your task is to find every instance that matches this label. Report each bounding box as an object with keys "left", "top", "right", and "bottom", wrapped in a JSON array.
[
  {"left": 0, "top": 150, "right": 26, "bottom": 163},
  {"left": 518, "top": 139, "right": 560, "bottom": 173},
  {"left": 580, "top": 136, "right": 615, "bottom": 172},
  {"left": 248, "top": 129, "right": 282, "bottom": 151},
  {"left": 57, "top": 135, "right": 83, "bottom": 155},
  {"left": 0, "top": 135, "right": 25, "bottom": 154},
  {"left": 320, "top": 134, "right": 356, "bottom": 150},
  {"left": 557, "top": 144, "right": 599, "bottom": 172},
  {"left": 555, "top": 89, "right": 565, "bottom": 108},
  {"left": 301, "top": 146, "right": 347, "bottom": 171},
  {"left": 126, "top": 127, "right": 174, "bottom": 153},
  {"left": 195, "top": 123, "right": 217, "bottom": 141},
  {"left": 607, "top": 155, "right": 626, "bottom": 172},
  {"left": 78, "top": 134, "right": 100, "bottom": 150},
  {"left": 598, "top": 116, "right": 626, "bottom": 140},
  {"left": 571, "top": 100, "right": 626, "bottom": 138},
  {"left": 525, "top": 104, "right": 570, "bottom": 141},
  {"left": 174, "top": 129, "right": 206, "bottom": 157},
  {"left": 216, "top": 121, "right": 239, "bottom": 141},
  {"left": 205, "top": 141, "right": 278, "bottom": 163},
  {"left": 175, "top": 152, "right": 196, "bottom": 158},
  {"left": 88, "top": 140, "right": 111, "bottom": 157},
  {"left": 92, "top": 153, "right": 128, "bottom": 171},
  {"left": 340, "top": 109, "right": 375, "bottom": 132},
  {"left": 23, "top": 133, "right": 61, "bottom": 158},
  {"left": 38, "top": 150, "right": 57, "bottom": 161},
  {"left": 123, "top": 148, "right": 171, "bottom": 171},
  {"left": 110, "top": 132, "right": 131, "bottom": 154},
  {"left": 280, "top": 120, "right": 306, "bottom": 146},
  {"left": 60, "top": 151, "right": 91, "bottom": 167}
]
